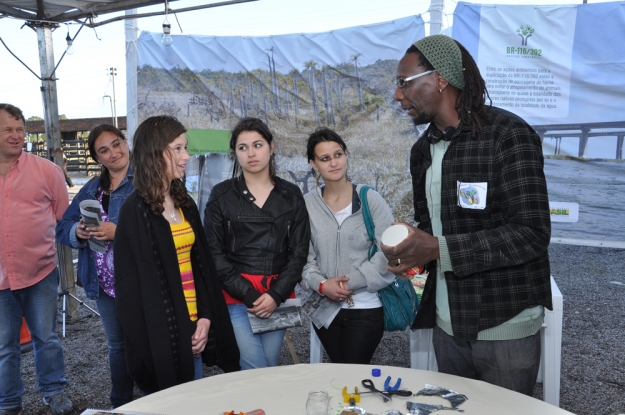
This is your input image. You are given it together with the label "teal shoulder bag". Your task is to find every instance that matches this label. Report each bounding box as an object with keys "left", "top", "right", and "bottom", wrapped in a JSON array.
[{"left": 359, "top": 185, "right": 419, "bottom": 332}]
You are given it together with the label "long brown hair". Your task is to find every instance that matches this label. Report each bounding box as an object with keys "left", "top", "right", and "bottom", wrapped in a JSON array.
[
  {"left": 86, "top": 124, "right": 127, "bottom": 192},
  {"left": 230, "top": 117, "right": 277, "bottom": 181},
  {"left": 131, "top": 115, "right": 193, "bottom": 216}
]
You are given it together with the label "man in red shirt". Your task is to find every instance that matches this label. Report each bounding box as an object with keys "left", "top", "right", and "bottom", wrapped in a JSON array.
[{"left": 0, "top": 104, "right": 72, "bottom": 415}]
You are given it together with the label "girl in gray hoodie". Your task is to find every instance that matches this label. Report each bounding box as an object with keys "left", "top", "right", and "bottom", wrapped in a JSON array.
[{"left": 302, "top": 127, "right": 396, "bottom": 364}]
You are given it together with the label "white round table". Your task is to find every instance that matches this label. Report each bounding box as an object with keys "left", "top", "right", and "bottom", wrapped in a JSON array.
[{"left": 118, "top": 363, "right": 574, "bottom": 414}]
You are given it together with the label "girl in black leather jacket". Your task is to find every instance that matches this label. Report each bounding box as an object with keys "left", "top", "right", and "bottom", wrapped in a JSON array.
[{"left": 203, "top": 117, "right": 310, "bottom": 370}]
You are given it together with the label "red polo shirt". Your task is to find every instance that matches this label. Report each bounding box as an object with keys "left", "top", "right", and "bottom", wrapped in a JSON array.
[{"left": 0, "top": 151, "right": 69, "bottom": 290}]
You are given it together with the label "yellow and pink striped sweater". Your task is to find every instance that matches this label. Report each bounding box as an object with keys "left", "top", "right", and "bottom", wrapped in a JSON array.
[{"left": 170, "top": 211, "right": 198, "bottom": 321}]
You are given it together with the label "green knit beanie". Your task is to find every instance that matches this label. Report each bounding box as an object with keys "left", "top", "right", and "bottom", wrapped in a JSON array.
[{"left": 412, "top": 34, "right": 465, "bottom": 90}]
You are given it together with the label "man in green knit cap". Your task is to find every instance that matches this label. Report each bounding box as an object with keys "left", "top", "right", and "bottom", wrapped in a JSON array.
[{"left": 381, "top": 34, "right": 553, "bottom": 396}]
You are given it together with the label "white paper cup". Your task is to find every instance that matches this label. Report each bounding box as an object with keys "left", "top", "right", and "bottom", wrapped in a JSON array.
[{"left": 381, "top": 224, "right": 409, "bottom": 247}]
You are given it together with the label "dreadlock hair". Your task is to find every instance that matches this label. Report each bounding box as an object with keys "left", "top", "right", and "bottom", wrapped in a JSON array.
[
  {"left": 407, "top": 43, "right": 491, "bottom": 139},
  {"left": 131, "top": 115, "right": 194, "bottom": 216},
  {"left": 453, "top": 41, "right": 491, "bottom": 138}
]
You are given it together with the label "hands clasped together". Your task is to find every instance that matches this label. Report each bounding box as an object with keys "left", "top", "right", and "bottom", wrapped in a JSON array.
[
  {"left": 322, "top": 276, "right": 353, "bottom": 302},
  {"left": 248, "top": 293, "right": 278, "bottom": 319}
]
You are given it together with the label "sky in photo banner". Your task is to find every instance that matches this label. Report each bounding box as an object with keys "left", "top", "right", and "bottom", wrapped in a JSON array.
[{"left": 0, "top": 0, "right": 603, "bottom": 120}]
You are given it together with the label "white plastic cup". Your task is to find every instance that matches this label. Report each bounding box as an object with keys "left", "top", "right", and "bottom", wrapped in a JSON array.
[{"left": 381, "top": 224, "right": 409, "bottom": 247}]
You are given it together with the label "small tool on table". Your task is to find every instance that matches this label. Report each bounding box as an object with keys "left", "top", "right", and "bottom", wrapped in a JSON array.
[
  {"left": 361, "top": 379, "right": 392, "bottom": 402},
  {"left": 342, "top": 386, "right": 361, "bottom": 406},
  {"left": 383, "top": 376, "right": 412, "bottom": 397},
  {"left": 384, "top": 376, "right": 401, "bottom": 392}
]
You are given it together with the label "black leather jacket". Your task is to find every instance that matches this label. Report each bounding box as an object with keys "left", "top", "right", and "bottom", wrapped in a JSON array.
[{"left": 203, "top": 176, "right": 310, "bottom": 308}]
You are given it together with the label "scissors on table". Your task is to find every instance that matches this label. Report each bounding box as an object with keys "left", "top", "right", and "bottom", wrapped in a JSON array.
[
  {"left": 361, "top": 379, "right": 391, "bottom": 402},
  {"left": 361, "top": 378, "right": 413, "bottom": 403}
]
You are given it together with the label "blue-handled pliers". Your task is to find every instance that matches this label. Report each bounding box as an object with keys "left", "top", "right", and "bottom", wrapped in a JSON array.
[
  {"left": 384, "top": 376, "right": 402, "bottom": 391},
  {"left": 383, "top": 376, "right": 411, "bottom": 397}
]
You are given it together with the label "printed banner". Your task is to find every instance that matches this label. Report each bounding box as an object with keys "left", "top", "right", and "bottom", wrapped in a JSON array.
[
  {"left": 136, "top": 15, "right": 427, "bottom": 229},
  {"left": 453, "top": 1, "right": 625, "bottom": 126},
  {"left": 477, "top": 5, "right": 576, "bottom": 119},
  {"left": 454, "top": 2, "right": 625, "bottom": 243},
  {"left": 135, "top": 6, "right": 625, "bottom": 243}
]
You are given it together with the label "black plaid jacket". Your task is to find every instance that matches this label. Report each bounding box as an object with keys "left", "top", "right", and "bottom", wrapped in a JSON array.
[{"left": 411, "top": 106, "right": 553, "bottom": 341}]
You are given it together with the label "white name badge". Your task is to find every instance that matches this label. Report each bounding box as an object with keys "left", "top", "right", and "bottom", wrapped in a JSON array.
[{"left": 457, "top": 181, "right": 488, "bottom": 210}]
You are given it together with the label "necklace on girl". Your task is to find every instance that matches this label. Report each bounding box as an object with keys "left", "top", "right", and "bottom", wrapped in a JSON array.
[{"left": 166, "top": 209, "right": 177, "bottom": 221}]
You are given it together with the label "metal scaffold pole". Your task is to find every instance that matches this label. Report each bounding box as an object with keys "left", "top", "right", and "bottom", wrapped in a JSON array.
[
  {"left": 429, "top": 0, "right": 444, "bottom": 35},
  {"left": 34, "top": 23, "right": 63, "bottom": 168},
  {"left": 125, "top": 8, "right": 139, "bottom": 146},
  {"left": 109, "top": 67, "right": 118, "bottom": 128},
  {"left": 31, "top": 21, "right": 78, "bottom": 321}
]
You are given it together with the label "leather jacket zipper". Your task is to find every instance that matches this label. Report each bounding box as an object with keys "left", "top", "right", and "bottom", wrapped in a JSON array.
[
  {"left": 227, "top": 221, "right": 235, "bottom": 252},
  {"left": 279, "top": 220, "right": 291, "bottom": 253}
]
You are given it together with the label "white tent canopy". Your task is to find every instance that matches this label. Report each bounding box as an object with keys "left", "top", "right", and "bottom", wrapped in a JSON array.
[
  {"left": 0, "top": 0, "right": 255, "bottom": 25},
  {"left": 0, "top": 1, "right": 164, "bottom": 22}
]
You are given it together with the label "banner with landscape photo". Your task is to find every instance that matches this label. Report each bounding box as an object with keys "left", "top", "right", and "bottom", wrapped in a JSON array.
[
  {"left": 453, "top": 1, "right": 625, "bottom": 243},
  {"left": 136, "top": 4, "right": 625, "bottom": 243},
  {"left": 137, "top": 15, "right": 426, "bottom": 224}
]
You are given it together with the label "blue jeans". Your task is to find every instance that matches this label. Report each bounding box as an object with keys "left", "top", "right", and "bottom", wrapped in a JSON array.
[
  {"left": 96, "top": 289, "right": 134, "bottom": 407},
  {"left": 194, "top": 356, "right": 202, "bottom": 380},
  {"left": 313, "top": 307, "right": 384, "bottom": 364},
  {"left": 0, "top": 268, "right": 67, "bottom": 410},
  {"left": 432, "top": 325, "right": 541, "bottom": 396},
  {"left": 227, "top": 304, "right": 285, "bottom": 370}
]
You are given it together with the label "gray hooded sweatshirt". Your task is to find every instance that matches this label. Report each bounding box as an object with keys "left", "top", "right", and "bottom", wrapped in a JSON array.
[{"left": 302, "top": 184, "right": 396, "bottom": 299}]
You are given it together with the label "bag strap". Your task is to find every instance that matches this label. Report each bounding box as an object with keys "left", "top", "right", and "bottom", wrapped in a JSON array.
[{"left": 359, "top": 185, "right": 378, "bottom": 260}]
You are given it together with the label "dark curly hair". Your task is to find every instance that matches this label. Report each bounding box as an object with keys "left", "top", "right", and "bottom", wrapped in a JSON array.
[
  {"left": 407, "top": 41, "right": 491, "bottom": 138},
  {"left": 131, "top": 115, "right": 194, "bottom": 216},
  {"left": 230, "top": 117, "right": 277, "bottom": 181},
  {"left": 86, "top": 124, "right": 127, "bottom": 193}
]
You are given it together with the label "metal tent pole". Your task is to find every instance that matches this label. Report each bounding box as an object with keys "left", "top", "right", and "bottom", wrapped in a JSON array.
[
  {"left": 125, "top": 8, "right": 139, "bottom": 146},
  {"left": 429, "top": 0, "right": 444, "bottom": 35},
  {"left": 34, "top": 22, "right": 78, "bottom": 322},
  {"left": 35, "top": 23, "right": 63, "bottom": 168},
  {"left": 109, "top": 67, "right": 118, "bottom": 128}
]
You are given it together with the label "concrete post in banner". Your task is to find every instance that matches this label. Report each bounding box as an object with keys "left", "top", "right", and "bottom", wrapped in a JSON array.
[
  {"left": 578, "top": 126, "right": 589, "bottom": 158},
  {"left": 429, "top": 0, "right": 444, "bottom": 35},
  {"left": 34, "top": 23, "right": 78, "bottom": 321},
  {"left": 125, "top": 9, "right": 138, "bottom": 148}
]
